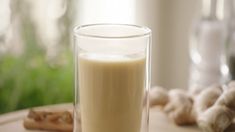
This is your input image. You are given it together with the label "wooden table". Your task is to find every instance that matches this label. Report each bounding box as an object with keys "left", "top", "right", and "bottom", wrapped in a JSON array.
[{"left": 0, "top": 103, "right": 200, "bottom": 132}]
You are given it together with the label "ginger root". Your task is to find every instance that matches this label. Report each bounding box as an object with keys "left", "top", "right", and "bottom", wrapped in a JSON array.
[
  {"left": 150, "top": 81, "right": 235, "bottom": 130},
  {"left": 216, "top": 89, "right": 235, "bottom": 110},
  {"left": 23, "top": 109, "right": 76, "bottom": 132},
  {"left": 197, "top": 83, "right": 235, "bottom": 132},
  {"left": 198, "top": 106, "right": 234, "bottom": 132},
  {"left": 193, "top": 84, "right": 223, "bottom": 117},
  {"left": 149, "top": 86, "right": 169, "bottom": 107},
  {"left": 163, "top": 89, "right": 195, "bottom": 125}
]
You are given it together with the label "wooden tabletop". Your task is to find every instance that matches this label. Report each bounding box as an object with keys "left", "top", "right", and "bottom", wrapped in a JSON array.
[{"left": 0, "top": 103, "right": 200, "bottom": 132}]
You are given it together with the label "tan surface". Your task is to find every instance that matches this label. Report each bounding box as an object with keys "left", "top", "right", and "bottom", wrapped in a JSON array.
[{"left": 0, "top": 103, "right": 201, "bottom": 132}]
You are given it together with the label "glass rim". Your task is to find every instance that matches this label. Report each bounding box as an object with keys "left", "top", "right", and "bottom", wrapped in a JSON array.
[{"left": 73, "top": 23, "right": 151, "bottom": 39}]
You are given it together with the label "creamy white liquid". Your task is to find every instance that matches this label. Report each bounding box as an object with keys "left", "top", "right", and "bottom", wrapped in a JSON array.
[{"left": 78, "top": 54, "right": 146, "bottom": 132}]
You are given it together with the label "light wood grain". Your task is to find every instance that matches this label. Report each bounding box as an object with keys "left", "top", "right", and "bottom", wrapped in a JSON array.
[{"left": 0, "top": 103, "right": 201, "bottom": 132}]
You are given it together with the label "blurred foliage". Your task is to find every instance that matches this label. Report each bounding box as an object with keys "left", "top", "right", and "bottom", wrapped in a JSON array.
[
  {"left": 0, "top": 11, "right": 73, "bottom": 114},
  {"left": 0, "top": 53, "right": 73, "bottom": 114}
]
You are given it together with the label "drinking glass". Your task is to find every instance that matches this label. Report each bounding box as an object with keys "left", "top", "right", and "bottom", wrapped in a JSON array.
[{"left": 73, "top": 24, "right": 151, "bottom": 132}]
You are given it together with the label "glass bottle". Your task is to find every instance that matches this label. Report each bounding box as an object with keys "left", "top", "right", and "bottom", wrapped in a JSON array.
[
  {"left": 189, "top": 0, "right": 230, "bottom": 90},
  {"left": 226, "top": 0, "right": 235, "bottom": 80}
]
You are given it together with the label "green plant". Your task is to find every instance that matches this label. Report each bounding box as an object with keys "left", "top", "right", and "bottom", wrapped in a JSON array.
[
  {"left": 0, "top": 15, "right": 73, "bottom": 114},
  {"left": 0, "top": 52, "right": 73, "bottom": 114}
]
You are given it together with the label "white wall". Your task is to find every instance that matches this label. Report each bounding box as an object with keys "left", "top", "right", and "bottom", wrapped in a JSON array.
[
  {"left": 136, "top": 0, "right": 200, "bottom": 89},
  {"left": 75, "top": 0, "right": 136, "bottom": 24}
]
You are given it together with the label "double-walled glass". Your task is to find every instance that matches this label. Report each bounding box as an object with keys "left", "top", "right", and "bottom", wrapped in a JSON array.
[{"left": 73, "top": 24, "right": 151, "bottom": 132}]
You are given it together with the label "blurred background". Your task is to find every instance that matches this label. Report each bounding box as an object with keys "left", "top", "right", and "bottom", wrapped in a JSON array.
[{"left": 0, "top": 0, "right": 209, "bottom": 114}]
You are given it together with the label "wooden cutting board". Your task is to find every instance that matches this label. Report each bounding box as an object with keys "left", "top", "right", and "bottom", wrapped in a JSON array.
[{"left": 0, "top": 103, "right": 201, "bottom": 132}]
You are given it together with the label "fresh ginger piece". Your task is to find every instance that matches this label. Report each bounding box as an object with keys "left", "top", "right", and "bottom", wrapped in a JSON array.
[
  {"left": 198, "top": 83, "right": 235, "bottom": 132},
  {"left": 194, "top": 84, "right": 222, "bottom": 117},
  {"left": 216, "top": 88, "right": 235, "bottom": 110},
  {"left": 164, "top": 89, "right": 195, "bottom": 125},
  {"left": 198, "top": 106, "right": 235, "bottom": 132},
  {"left": 149, "top": 86, "right": 169, "bottom": 107}
]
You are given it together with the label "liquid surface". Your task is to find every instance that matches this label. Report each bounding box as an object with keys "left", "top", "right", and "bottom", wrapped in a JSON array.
[{"left": 78, "top": 54, "right": 146, "bottom": 132}]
